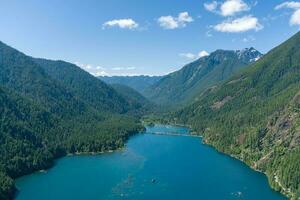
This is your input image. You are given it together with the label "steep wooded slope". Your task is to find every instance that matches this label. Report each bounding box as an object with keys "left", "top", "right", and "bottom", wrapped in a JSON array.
[
  {"left": 35, "top": 58, "right": 134, "bottom": 113},
  {"left": 173, "top": 32, "right": 300, "bottom": 198},
  {"left": 145, "top": 48, "right": 262, "bottom": 106}
]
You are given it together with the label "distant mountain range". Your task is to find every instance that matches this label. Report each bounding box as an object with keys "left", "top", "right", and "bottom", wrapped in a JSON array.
[
  {"left": 99, "top": 75, "right": 162, "bottom": 94},
  {"left": 0, "top": 41, "right": 147, "bottom": 199},
  {"left": 172, "top": 32, "right": 300, "bottom": 198},
  {"left": 144, "top": 47, "right": 262, "bottom": 106}
]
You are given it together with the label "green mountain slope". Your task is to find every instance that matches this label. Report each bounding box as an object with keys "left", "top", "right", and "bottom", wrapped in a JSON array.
[
  {"left": 0, "top": 41, "right": 144, "bottom": 199},
  {"left": 0, "top": 41, "right": 94, "bottom": 119},
  {"left": 0, "top": 86, "right": 55, "bottom": 199},
  {"left": 173, "top": 32, "right": 300, "bottom": 198},
  {"left": 110, "top": 83, "right": 155, "bottom": 115},
  {"left": 145, "top": 48, "right": 262, "bottom": 106},
  {"left": 35, "top": 59, "right": 133, "bottom": 114},
  {"left": 100, "top": 75, "right": 162, "bottom": 94}
]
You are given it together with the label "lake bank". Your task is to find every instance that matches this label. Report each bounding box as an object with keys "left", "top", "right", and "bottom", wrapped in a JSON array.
[
  {"left": 15, "top": 124, "right": 286, "bottom": 200},
  {"left": 149, "top": 119, "right": 293, "bottom": 199}
]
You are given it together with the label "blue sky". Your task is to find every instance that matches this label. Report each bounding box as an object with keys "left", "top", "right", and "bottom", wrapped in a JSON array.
[{"left": 0, "top": 0, "right": 299, "bottom": 76}]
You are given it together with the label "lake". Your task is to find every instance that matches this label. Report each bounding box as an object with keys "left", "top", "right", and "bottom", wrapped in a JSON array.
[{"left": 16, "top": 124, "right": 286, "bottom": 200}]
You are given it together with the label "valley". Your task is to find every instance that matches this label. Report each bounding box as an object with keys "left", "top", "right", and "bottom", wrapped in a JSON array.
[{"left": 0, "top": 26, "right": 299, "bottom": 200}]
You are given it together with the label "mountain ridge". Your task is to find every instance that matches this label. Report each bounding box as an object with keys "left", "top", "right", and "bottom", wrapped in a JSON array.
[{"left": 144, "top": 47, "right": 262, "bottom": 106}]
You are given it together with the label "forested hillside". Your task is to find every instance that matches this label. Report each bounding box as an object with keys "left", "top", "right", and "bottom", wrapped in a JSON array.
[
  {"left": 172, "top": 32, "right": 300, "bottom": 199},
  {"left": 145, "top": 48, "right": 262, "bottom": 106},
  {"left": 35, "top": 59, "right": 134, "bottom": 114},
  {"left": 110, "top": 84, "right": 155, "bottom": 115},
  {"left": 0, "top": 41, "right": 145, "bottom": 199},
  {"left": 100, "top": 75, "right": 162, "bottom": 94}
]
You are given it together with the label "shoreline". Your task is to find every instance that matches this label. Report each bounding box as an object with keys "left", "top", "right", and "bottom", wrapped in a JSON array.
[
  {"left": 145, "top": 121, "right": 289, "bottom": 198},
  {"left": 66, "top": 148, "right": 124, "bottom": 157},
  {"left": 18, "top": 148, "right": 127, "bottom": 176},
  {"left": 178, "top": 124, "right": 292, "bottom": 199},
  {"left": 14, "top": 131, "right": 146, "bottom": 186},
  {"left": 33, "top": 148, "right": 126, "bottom": 174},
  {"left": 208, "top": 144, "right": 292, "bottom": 199},
  {"left": 14, "top": 124, "right": 291, "bottom": 199},
  {"left": 13, "top": 135, "right": 137, "bottom": 199},
  {"left": 144, "top": 119, "right": 291, "bottom": 199}
]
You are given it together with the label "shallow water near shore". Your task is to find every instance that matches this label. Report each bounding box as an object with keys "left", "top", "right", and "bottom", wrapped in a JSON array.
[{"left": 16, "top": 124, "right": 286, "bottom": 200}]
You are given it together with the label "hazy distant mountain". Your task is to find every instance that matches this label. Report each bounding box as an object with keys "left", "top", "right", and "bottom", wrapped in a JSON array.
[
  {"left": 145, "top": 48, "right": 262, "bottom": 106},
  {"left": 99, "top": 75, "right": 162, "bottom": 94},
  {"left": 173, "top": 32, "right": 300, "bottom": 198}
]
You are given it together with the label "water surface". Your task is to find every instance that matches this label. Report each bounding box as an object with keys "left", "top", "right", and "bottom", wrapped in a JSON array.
[{"left": 16, "top": 124, "right": 286, "bottom": 200}]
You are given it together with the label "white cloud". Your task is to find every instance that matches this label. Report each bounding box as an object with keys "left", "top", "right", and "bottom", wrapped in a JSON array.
[
  {"left": 290, "top": 9, "right": 300, "bottom": 25},
  {"left": 179, "top": 53, "right": 197, "bottom": 59},
  {"left": 275, "top": 1, "right": 300, "bottom": 10},
  {"left": 158, "top": 16, "right": 178, "bottom": 29},
  {"left": 74, "top": 62, "right": 93, "bottom": 69},
  {"left": 111, "top": 67, "right": 122, "bottom": 71},
  {"left": 178, "top": 12, "right": 194, "bottom": 23},
  {"left": 158, "top": 12, "right": 193, "bottom": 29},
  {"left": 205, "top": 0, "right": 249, "bottom": 16},
  {"left": 111, "top": 67, "right": 136, "bottom": 71},
  {"left": 220, "top": 0, "right": 249, "bottom": 16},
  {"left": 92, "top": 71, "right": 109, "bottom": 76},
  {"left": 73, "top": 62, "right": 139, "bottom": 76},
  {"left": 102, "top": 18, "right": 138, "bottom": 29},
  {"left": 96, "top": 66, "right": 104, "bottom": 70},
  {"left": 74, "top": 62, "right": 109, "bottom": 76},
  {"left": 213, "top": 15, "right": 263, "bottom": 33},
  {"left": 204, "top": 1, "right": 218, "bottom": 12},
  {"left": 179, "top": 50, "right": 209, "bottom": 60},
  {"left": 198, "top": 50, "right": 210, "bottom": 58},
  {"left": 275, "top": 1, "right": 300, "bottom": 26},
  {"left": 86, "top": 65, "right": 92, "bottom": 69},
  {"left": 126, "top": 66, "right": 136, "bottom": 70},
  {"left": 242, "top": 35, "right": 255, "bottom": 42}
]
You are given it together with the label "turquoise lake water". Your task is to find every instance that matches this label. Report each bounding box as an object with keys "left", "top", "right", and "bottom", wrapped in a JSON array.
[{"left": 16, "top": 124, "right": 286, "bottom": 200}]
